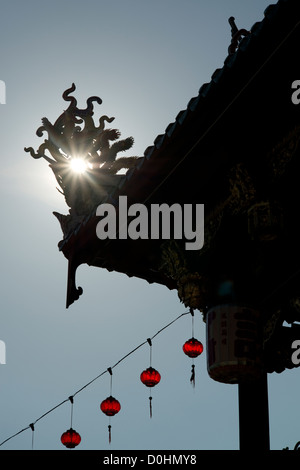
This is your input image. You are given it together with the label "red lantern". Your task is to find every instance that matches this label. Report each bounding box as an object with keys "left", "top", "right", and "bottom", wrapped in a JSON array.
[
  {"left": 140, "top": 367, "right": 161, "bottom": 418},
  {"left": 183, "top": 337, "right": 203, "bottom": 387},
  {"left": 61, "top": 428, "right": 81, "bottom": 449},
  {"left": 100, "top": 395, "right": 121, "bottom": 443},
  {"left": 140, "top": 367, "right": 161, "bottom": 387},
  {"left": 183, "top": 337, "right": 203, "bottom": 358},
  {"left": 100, "top": 395, "right": 121, "bottom": 416}
]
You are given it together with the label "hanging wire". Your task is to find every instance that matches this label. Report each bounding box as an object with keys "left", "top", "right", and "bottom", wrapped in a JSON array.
[
  {"left": 107, "top": 367, "right": 113, "bottom": 395},
  {"left": 190, "top": 308, "right": 195, "bottom": 337},
  {"left": 69, "top": 396, "right": 74, "bottom": 428},
  {"left": 147, "top": 338, "right": 152, "bottom": 367},
  {"left": 29, "top": 423, "right": 34, "bottom": 450},
  {"left": 0, "top": 310, "right": 191, "bottom": 448}
]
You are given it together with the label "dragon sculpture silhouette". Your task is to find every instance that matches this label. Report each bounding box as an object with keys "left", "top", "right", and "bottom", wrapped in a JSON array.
[{"left": 25, "top": 84, "right": 141, "bottom": 238}]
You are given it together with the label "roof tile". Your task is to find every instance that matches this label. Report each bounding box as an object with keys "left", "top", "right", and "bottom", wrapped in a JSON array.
[
  {"left": 144, "top": 146, "right": 155, "bottom": 159},
  {"left": 154, "top": 134, "right": 166, "bottom": 148},
  {"left": 165, "top": 122, "right": 177, "bottom": 137},
  {"left": 187, "top": 96, "right": 200, "bottom": 112}
]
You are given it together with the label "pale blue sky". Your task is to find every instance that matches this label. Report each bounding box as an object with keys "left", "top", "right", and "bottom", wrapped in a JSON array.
[{"left": 0, "top": 0, "right": 299, "bottom": 450}]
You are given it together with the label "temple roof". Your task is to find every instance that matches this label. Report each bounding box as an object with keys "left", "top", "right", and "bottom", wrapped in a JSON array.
[{"left": 59, "top": 0, "right": 300, "bottom": 254}]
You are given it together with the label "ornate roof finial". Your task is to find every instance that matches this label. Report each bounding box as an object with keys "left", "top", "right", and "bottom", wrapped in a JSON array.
[
  {"left": 228, "top": 16, "right": 250, "bottom": 55},
  {"left": 25, "top": 84, "right": 142, "bottom": 236}
]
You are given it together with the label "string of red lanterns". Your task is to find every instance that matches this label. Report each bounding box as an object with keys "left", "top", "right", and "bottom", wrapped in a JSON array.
[{"left": 0, "top": 310, "right": 203, "bottom": 449}]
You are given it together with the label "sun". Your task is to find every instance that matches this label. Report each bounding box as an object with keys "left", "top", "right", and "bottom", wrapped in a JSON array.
[{"left": 70, "top": 157, "right": 88, "bottom": 174}]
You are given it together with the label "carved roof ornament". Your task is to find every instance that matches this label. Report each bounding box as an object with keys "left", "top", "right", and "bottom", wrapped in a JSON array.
[
  {"left": 228, "top": 16, "right": 250, "bottom": 55},
  {"left": 25, "top": 84, "right": 141, "bottom": 237},
  {"left": 159, "top": 241, "right": 210, "bottom": 312}
]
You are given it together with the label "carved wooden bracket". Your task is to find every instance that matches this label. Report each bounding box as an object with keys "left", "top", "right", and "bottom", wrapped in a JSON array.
[
  {"left": 226, "top": 162, "right": 257, "bottom": 216},
  {"left": 159, "top": 241, "right": 210, "bottom": 311},
  {"left": 267, "top": 123, "right": 300, "bottom": 179}
]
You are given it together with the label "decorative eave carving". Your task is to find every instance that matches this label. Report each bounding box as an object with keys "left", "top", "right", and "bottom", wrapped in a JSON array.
[
  {"left": 159, "top": 241, "right": 210, "bottom": 312},
  {"left": 266, "top": 123, "right": 300, "bottom": 180}
]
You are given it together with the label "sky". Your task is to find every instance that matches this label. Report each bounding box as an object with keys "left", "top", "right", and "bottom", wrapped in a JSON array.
[{"left": 0, "top": 0, "right": 299, "bottom": 451}]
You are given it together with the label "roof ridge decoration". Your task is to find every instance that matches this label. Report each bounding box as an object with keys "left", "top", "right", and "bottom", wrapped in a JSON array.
[
  {"left": 25, "top": 83, "right": 142, "bottom": 238},
  {"left": 228, "top": 16, "right": 251, "bottom": 55}
]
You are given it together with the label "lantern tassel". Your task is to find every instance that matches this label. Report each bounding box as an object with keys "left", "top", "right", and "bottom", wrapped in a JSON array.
[
  {"left": 108, "top": 424, "right": 111, "bottom": 444},
  {"left": 149, "top": 396, "right": 152, "bottom": 419},
  {"left": 190, "top": 364, "right": 195, "bottom": 387}
]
